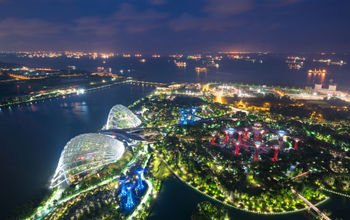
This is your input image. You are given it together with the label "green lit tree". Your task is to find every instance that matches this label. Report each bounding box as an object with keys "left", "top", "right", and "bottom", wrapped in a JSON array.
[{"left": 191, "top": 201, "right": 229, "bottom": 220}]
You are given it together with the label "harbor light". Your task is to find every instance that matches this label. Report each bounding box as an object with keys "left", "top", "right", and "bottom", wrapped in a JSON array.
[{"left": 76, "top": 88, "right": 85, "bottom": 95}]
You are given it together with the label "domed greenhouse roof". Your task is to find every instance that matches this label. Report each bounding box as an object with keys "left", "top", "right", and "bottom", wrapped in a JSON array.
[
  {"left": 50, "top": 133, "right": 125, "bottom": 188},
  {"left": 106, "top": 104, "right": 141, "bottom": 129}
]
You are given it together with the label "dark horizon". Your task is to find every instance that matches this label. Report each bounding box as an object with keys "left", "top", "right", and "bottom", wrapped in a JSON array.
[
  {"left": 0, "top": 0, "right": 349, "bottom": 53},
  {"left": 1, "top": 51, "right": 349, "bottom": 56}
]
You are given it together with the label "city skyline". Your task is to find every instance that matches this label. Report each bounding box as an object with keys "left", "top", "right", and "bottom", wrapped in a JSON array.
[{"left": 0, "top": 0, "right": 349, "bottom": 53}]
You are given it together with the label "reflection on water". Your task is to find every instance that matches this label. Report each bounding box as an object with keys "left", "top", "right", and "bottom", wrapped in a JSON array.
[
  {"left": 30, "top": 103, "right": 39, "bottom": 112},
  {"left": 59, "top": 101, "right": 89, "bottom": 121},
  {"left": 307, "top": 72, "right": 326, "bottom": 85},
  {"left": 71, "top": 102, "right": 89, "bottom": 118}
]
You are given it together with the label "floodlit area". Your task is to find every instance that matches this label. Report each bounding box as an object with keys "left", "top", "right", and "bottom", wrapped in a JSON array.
[
  {"left": 106, "top": 104, "right": 142, "bottom": 129},
  {"left": 50, "top": 133, "right": 125, "bottom": 188},
  {"left": 24, "top": 83, "right": 350, "bottom": 220}
]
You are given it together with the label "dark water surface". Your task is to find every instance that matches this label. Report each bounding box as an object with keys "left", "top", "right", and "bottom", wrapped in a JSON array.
[{"left": 1, "top": 54, "right": 350, "bottom": 87}]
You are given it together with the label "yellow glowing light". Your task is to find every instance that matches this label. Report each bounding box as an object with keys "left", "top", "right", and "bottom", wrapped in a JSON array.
[
  {"left": 202, "top": 84, "right": 210, "bottom": 92},
  {"left": 215, "top": 91, "right": 223, "bottom": 104},
  {"left": 195, "top": 67, "right": 207, "bottom": 74}
]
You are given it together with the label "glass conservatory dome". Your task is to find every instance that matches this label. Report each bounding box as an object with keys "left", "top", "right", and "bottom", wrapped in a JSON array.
[
  {"left": 106, "top": 104, "right": 141, "bottom": 129},
  {"left": 50, "top": 133, "right": 125, "bottom": 188}
]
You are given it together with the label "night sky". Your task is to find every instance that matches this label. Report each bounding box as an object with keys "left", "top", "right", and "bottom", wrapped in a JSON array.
[{"left": 0, "top": 0, "right": 349, "bottom": 53}]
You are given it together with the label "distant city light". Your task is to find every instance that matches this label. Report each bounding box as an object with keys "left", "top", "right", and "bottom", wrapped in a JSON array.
[{"left": 77, "top": 88, "right": 86, "bottom": 95}]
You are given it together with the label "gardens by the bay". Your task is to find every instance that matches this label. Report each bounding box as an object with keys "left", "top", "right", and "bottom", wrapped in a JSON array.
[
  {"left": 134, "top": 92, "right": 350, "bottom": 215},
  {"left": 26, "top": 85, "right": 350, "bottom": 220}
]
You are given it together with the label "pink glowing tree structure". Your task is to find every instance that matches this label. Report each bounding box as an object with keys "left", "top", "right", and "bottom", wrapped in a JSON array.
[
  {"left": 244, "top": 127, "right": 249, "bottom": 139},
  {"left": 293, "top": 138, "right": 301, "bottom": 150},
  {"left": 215, "top": 123, "right": 299, "bottom": 162},
  {"left": 234, "top": 141, "right": 241, "bottom": 155},
  {"left": 224, "top": 130, "right": 229, "bottom": 142},
  {"left": 277, "top": 130, "right": 287, "bottom": 149},
  {"left": 237, "top": 131, "right": 243, "bottom": 142},
  {"left": 211, "top": 132, "right": 216, "bottom": 146},
  {"left": 272, "top": 145, "right": 280, "bottom": 162},
  {"left": 226, "top": 128, "right": 236, "bottom": 144}
]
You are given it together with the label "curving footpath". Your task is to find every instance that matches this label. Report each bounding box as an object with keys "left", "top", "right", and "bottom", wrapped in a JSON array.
[{"left": 150, "top": 145, "right": 330, "bottom": 216}]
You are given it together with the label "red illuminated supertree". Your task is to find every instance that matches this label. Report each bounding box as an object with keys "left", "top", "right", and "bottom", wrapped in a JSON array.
[
  {"left": 272, "top": 145, "right": 280, "bottom": 162},
  {"left": 277, "top": 130, "right": 287, "bottom": 149},
  {"left": 293, "top": 138, "right": 300, "bottom": 150},
  {"left": 244, "top": 127, "right": 249, "bottom": 139},
  {"left": 224, "top": 130, "right": 229, "bottom": 142},
  {"left": 226, "top": 128, "right": 236, "bottom": 143},
  {"left": 237, "top": 131, "right": 243, "bottom": 142},
  {"left": 211, "top": 132, "right": 216, "bottom": 146},
  {"left": 234, "top": 141, "right": 240, "bottom": 155}
]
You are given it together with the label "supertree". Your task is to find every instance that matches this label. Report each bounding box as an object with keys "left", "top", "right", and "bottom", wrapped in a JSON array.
[
  {"left": 211, "top": 132, "right": 216, "bottom": 146},
  {"left": 293, "top": 138, "right": 301, "bottom": 150},
  {"left": 179, "top": 109, "right": 188, "bottom": 125},
  {"left": 272, "top": 145, "right": 280, "bottom": 162},
  {"left": 118, "top": 176, "right": 128, "bottom": 197},
  {"left": 125, "top": 183, "right": 135, "bottom": 210},
  {"left": 277, "top": 130, "right": 287, "bottom": 149},
  {"left": 252, "top": 123, "right": 263, "bottom": 141},
  {"left": 135, "top": 168, "right": 145, "bottom": 191},
  {"left": 234, "top": 141, "right": 241, "bottom": 155},
  {"left": 226, "top": 128, "right": 236, "bottom": 143},
  {"left": 224, "top": 130, "right": 229, "bottom": 142},
  {"left": 253, "top": 141, "right": 262, "bottom": 162},
  {"left": 244, "top": 127, "right": 250, "bottom": 139},
  {"left": 259, "top": 129, "right": 265, "bottom": 142},
  {"left": 237, "top": 130, "right": 243, "bottom": 142},
  {"left": 189, "top": 107, "right": 199, "bottom": 122}
]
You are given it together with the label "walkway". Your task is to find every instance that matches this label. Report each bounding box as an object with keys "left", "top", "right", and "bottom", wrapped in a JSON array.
[
  {"left": 291, "top": 171, "right": 312, "bottom": 180},
  {"left": 291, "top": 188, "right": 331, "bottom": 220}
]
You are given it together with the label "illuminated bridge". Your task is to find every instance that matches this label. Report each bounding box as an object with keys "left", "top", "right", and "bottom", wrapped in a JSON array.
[
  {"left": 124, "top": 79, "right": 168, "bottom": 87},
  {"left": 291, "top": 188, "right": 331, "bottom": 220}
]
